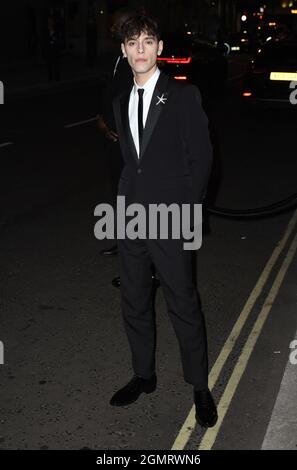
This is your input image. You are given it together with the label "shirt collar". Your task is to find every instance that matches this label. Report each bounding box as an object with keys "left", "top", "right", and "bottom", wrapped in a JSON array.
[{"left": 133, "top": 68, "right": 160, "bottom": 96}]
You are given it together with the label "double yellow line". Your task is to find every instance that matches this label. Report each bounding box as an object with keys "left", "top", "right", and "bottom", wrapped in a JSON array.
[{"left": 171, "top": 209, "right": 297, "bottom": 450}]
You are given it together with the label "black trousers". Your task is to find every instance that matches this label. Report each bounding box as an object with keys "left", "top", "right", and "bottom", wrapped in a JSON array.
[{"left": 118, "top": 236, "right": 209, "bottom": 389}]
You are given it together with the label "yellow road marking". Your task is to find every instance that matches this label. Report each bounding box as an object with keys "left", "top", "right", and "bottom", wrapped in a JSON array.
[
  {"left": 199, "top": 231, "right": 297, "bottom": 449},
  {"left": 171, "top": 209, "right": 297, "bottom": 450}
]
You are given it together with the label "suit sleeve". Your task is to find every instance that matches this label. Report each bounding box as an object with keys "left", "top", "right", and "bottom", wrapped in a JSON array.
[{"left": 179, "top": 84, "right": 213, "bottom": 204}]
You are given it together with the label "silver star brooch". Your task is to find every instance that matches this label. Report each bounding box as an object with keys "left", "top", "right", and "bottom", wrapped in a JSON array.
[{"left": 156, "top": 93, "right": 167, "bottom": 105}]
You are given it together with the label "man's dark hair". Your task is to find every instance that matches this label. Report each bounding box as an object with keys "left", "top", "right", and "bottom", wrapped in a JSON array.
[{"left": 120, "top": 14, "right": 161, "bottom": 42}]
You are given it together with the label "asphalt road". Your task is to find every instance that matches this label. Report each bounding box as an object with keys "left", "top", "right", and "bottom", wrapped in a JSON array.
[{"left": 0, "top": 73, "right": 297, "bottom": 450}]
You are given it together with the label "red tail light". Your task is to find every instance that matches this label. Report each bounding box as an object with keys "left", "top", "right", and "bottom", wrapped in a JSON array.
[
  {"left": 157, "top": 57, "right": 192, "bottom": 64},
  {"left": 174, "top": 76, "right": 188, "bottom": 80}
]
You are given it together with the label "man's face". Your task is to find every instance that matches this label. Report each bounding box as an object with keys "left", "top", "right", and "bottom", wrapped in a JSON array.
[{"left": 121, "top": 31, "right": 163, "bottom": 76}]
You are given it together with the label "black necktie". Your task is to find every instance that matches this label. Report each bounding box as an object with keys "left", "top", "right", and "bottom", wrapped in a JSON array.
[{"left": 138, "top": 88, "right": 144, "bottom": 148}]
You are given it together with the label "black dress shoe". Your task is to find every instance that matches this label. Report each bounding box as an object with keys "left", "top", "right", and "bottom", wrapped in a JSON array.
[
  {"left": 100, "top": 244, "right": 118, "bottom": 256},
  {"left": 112, "top": 275, "right": 160, "bottom": 288},
  {"left": 110, "top": 374, "right": 157, "bottom": 406},
  {"left": 194, "top": 388, "right": 218, "bottom": 428}
]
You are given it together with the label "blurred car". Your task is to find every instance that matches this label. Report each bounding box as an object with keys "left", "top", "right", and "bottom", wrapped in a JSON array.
[
  {"left": 242, "top": 41, "right": 297, "bottom": 108},
  {"left": 228, "top": 31, "right": 251, "bottom": 54},
  {"left": 157, "top": 33, "right": 228, "bottom": 98}
]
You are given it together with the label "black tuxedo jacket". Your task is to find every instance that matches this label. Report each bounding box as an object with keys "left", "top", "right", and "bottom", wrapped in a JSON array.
[{"left": 112, "top": 72, "right": 213, "bottom": 207}]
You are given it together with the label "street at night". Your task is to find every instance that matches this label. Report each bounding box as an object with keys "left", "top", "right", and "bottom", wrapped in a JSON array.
[{"left": 1, "top": 0, "right": 297, "bottom": 461}]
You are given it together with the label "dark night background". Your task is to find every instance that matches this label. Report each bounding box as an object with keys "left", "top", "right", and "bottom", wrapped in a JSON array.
[{"left": 0, "top": 0, "right": 297, "bottom": 452}]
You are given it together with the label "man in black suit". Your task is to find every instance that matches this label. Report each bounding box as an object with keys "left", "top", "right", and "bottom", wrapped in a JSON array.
[{"left": 109, "top": 14, "right": 217, "bottom": 428}]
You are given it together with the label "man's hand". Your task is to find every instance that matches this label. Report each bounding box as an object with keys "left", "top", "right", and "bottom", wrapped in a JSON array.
[{"left": 97, "top": 115, "right": 118, "bottom": 142}]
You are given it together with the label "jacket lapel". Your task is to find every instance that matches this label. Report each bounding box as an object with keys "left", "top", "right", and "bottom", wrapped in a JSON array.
[
  {"left": 116, "top": 72, "right": 170, "bottom": 165},
  {"left": 139, "top": 72, "right": 169, "bottom": 161}
]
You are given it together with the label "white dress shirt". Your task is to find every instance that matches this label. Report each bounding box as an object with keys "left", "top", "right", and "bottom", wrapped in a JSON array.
[{"left": 128, "top": 67, "right": 160, "bottom": 157}]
